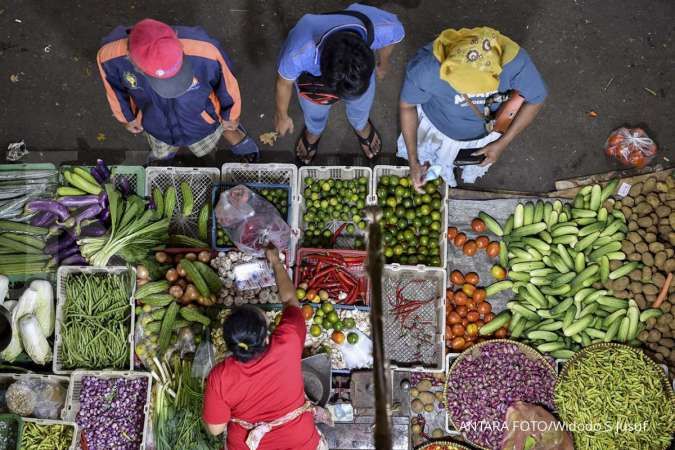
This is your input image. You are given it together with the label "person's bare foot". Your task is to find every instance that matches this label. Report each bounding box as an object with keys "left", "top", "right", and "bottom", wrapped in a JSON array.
[{"left": 354, "top": 120, "right": 381, "bottom": 159}]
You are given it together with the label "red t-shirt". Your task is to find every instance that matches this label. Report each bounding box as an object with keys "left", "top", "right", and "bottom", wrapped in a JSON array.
[{"left": 203, "top": 306, "right": 320, "bottom": 450}]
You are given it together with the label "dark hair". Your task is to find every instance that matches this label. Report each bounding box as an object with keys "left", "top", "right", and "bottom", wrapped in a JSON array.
[
  {"left": 223, "top": 305, "right": 268, "bottom": 362},
  {"left": 320, "top": 31, "right": 375, "bottom": 99}
]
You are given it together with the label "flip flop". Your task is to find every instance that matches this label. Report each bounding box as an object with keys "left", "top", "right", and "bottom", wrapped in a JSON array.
[
  {"left": 296, "top": 127, "right": 320, "bottom": 165},
  {"left": 230, "top": 125, "right": 260, "bottom": 162},
  {"left": 354, "top": 119, "right": 382, "bottom": 159}
]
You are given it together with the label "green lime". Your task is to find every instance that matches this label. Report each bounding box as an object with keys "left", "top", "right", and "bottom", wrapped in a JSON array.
[
  {"left": 386, "top": 197, "right": 397, "bottom": 208},
  {"left": 429, "top": 256, "right": 442, "bottom": 266},
  {"left": 393, "top": 245, "right": 404, "bottom": 256},
  {"left": 333, "top": 321, "right": 344, "bottom": 331},
  {"left": 405, "top": 210, "right": 416, "bottom": 221},
  {"left": 310, "top": 324, "right": 322, "bottom": 337},
  {"left": 408, "top": 256, "right": 419, "bottom": 265},
  {"left": 424, "top": 183, "right": 437, "bottom": 194},
  {"left": 402, "top": 198, "right": 413, "bottom": 209},
  {"left": 431, "top": 198, "right": 441, "bottom": 209},
  {"left": 384, "top": 247, "right": 394, "bottom": 258},
  {"left": 321, "top": 302, "right": 334, "bottom": 313},
  {"left": 321, "top": 182, "right": 331, "bottom": 192},
  {"left": 399, "top": 177, "right": 410, "bottom": 187},
  {"left": 322, "top": 319, "right": 333, "bottom": 330},
  {"left": 395, "top": 206, "right": 406, "bottom": 218},
  {"left": 431, "top": 210, "right": 441, "bottom": 221},
  {"left": 421, "top": 194, "right": 432, "bottom": 204},
  {"left": 327, "top": 311, "right": 339, "bottom": 323},
  {"left": 403, "top": 229, "right": 415, "bottom": 241},
  {"left": 358, "top": 221, "right": 367, "bottom": 230},
  {"left": 431, "top": 221, "right": 441, "bottom": 231},
  {"left": 358, "top": 176, "right": 368, "bottom": 185},
  {"left": 420, "top": 204, "right": 431, "bottom": 216},
  {"left": 418, "top": 246, "right": 429, "bottom": 255},
  {"left": 394, "top": 185, "right": 407, "bottom": 198},
  {"left": 352, "top": 214, "right": 362, "bottom": 223},
  {"left": 389, "top": 175, "right": 400, "bottom": 185},
  {"left": 419, "top": 235, "right": 430, "bottom": 247},
  {"left": 380, "top": 175, "right": 390, "bottom": 186},
  {"left": 386, "top": 215, "right": 398, "bottom": 226},
  {"left": 343, "top": 318, "right": 356, "bottom": 329},
  {"left": 347, "top": 332, "right": 359, "bottom": 344},
  {"left": 305, "top": 177, "right": 314, "bottom": 186},
  {"left": 399, "top": 255, "right": 409, "bottom": 264}
]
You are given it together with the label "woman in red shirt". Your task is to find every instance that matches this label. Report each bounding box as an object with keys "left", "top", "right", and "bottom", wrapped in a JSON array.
[{"left": 203, "top": 247, "right": 327, "bottom": 450}]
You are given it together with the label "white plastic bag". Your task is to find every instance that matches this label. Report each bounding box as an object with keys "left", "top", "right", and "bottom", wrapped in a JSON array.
[
  {"left": 339, "top": 329, "right": 373, "bottom": 369},
  {"left": 215, "top": 185, "right": 290, "bottom": 256}
]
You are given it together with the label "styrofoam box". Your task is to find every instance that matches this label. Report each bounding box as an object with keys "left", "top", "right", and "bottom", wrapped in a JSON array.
[
  {"left": 53, "top": 266, "right": 136, "bottom": 374},
  {"left": 294, "top": 166, "right": 373, "bottom": 251},
  {"left": 372, "top": 165, "right": 448, "bottom": 270},
  {"left": 63, "top": 370, "right": 152, "bottom": 450},
  {"left": 221, "top": 163, "right": 299, "bottom": 264},
  {"left": 0, "top": 373, "right": 69, "bottom": 420},
  {"left": 22, "top": 417, "right": 78, "bottom": 450},
  {"left": 383, "top": 263, "right": 446, "bottom": 372}
]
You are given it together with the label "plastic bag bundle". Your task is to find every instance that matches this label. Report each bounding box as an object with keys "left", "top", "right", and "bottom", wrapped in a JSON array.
[
  {"left": 338, "top": 329, "right": 373, "bottom": 369},
  {"left": 215, "top": 185, "right": 290, "bottom": 256},
  {"left": 604, "top": 127, "right": 657, "bottom": 167},
  {"left": 500, "top": 401, "right": 573, "bottom": 450},
  {"left": 5, "top": 377, "right": 66, "bottom": 419}
]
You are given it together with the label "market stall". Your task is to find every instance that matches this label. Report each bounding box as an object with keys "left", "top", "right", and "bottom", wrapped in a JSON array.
[{"left": 0, "top": 161, "right": 672, "bottom": 450}]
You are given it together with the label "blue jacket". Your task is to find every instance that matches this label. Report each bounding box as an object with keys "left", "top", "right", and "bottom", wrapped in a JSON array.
[{"left": 97, "top": 26, "right": 241, "bottom": 146}]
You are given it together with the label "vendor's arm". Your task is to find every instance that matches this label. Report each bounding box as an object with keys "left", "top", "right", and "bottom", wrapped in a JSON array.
[
  {"left": 202, "top": 365, "right": 231, "bottom": 436},
  {"left": 205, "top": 422, "right": 226, "bottom": 436},
  {"left": 274, "top": 75, "right": 295, "bottom": 137},
  {"left": 375, "top": 44, "right": 395, "bottom": 80},
  {"left": 399, "top": 100, "right": 426, "bottom": 193},
  {"left": 266, "top": 245, "right": 299, "bottom": 308}
]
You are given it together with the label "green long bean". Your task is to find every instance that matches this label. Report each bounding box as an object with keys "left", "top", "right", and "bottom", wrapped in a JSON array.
[{"left": 20, "top": 422, "right": 74, "bottom": 450}]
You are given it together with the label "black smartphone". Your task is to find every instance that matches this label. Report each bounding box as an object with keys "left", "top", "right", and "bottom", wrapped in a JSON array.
[{"left": 454, "top": 148, "right": 486, "bottom": 166}]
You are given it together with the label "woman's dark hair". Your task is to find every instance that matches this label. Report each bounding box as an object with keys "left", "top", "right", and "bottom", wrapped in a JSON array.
[
  {"left": 223, "top": 305, "right": 268, "bottom": 362},
  {"left": 320, "top": 31, "right": 375, "bottom": 99}
]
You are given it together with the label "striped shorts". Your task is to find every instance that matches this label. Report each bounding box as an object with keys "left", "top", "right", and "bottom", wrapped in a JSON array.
[{"left": 146, "top": 124, "right": 224, "bottom": 160}]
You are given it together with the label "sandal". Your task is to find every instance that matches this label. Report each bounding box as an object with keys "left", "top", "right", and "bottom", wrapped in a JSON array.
[
  {"left": 354, "top": 119, "right": 382, "bottom": 159},
  {"left": 296, "top": 127, "right": 320, "bottom": 165},
  {"left": 230, "top": 125, "right": 260, "bottom": 162}
]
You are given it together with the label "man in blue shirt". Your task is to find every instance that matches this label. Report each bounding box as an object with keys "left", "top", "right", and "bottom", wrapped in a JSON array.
[
  {"left": 274, "top": 3, "right": 404, "bottom": 164},
  {"left": 398, "top": 27, "right": 547, "bottom": 189}
]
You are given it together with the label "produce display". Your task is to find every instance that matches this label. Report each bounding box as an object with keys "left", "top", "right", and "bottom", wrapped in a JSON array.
[
  {"left": 415, "top": 443, "right": 472, "bottom": 450},
  {"left": 555, "top": 344, "right": 675, "bottom": 450},
  {"left": 445, "top": 271, "right": 504, "bottom": 352},
  {"left": 4, "top": 376, "right": 66, "bottom": 419},
  {"left": 0, "top": 167, "right": 58, "bottom": 223},
  {"left": 376, "top": 175, "right": 444, "bottom": 266},
  {"left": 215, "top": 186, "right": 289, "bottom": 248},
  {"left": 445, "top": 341, "right": 556, "bottom": 450},
  {"left": 0, "top": 414, "right": 21, "bottom": 450},
  {"left": 75, "top": 375, "right": 149, "bottom": 450},
  {"left": 300, "top": 176, "right": 369, "bottom": 249},
  {"left": 209, "top": 251, "right": 281, "bottom": 305},
  {"left": 408, "top": 373, "right": 446, "bottom": 447},
  {"left": 20, "top": 420, "right": 74, "bottom": 450},
  {"left": 295, "top": 250, "right": 368, "bottom": 305},
  {"left": 59, "top": 270, "right": 132, "bottom": 370}
]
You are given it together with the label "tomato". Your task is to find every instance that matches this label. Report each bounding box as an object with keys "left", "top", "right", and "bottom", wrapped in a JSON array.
[
  {"left": 462, "top": 240, "right": 478, "bottom": 256},
  {"left": 476, "top": 235, "right": 489, "bottom": 249},
  {"left": 467, "top": 311, "right": 480, "bottom": 323},
  {"left": 456, "top": 305, "right": 468, "bottom": 317},
  {"left": 466, "top": 300, "right": 476, "bottom": 310},
  {"left": 465, "top": 272, "right": 480, "bottom": 285},
  {"left": 471, "top": 218, "right": 486, "bottom": 232},
  {"left": 450, "top": 270, "right": 465, "bottom": 285},
  {"left": 451, "top": 324, "right": 465, "bottom": 336},
  {"left": 473, "top": 288, "right": 487, "bottom": 303},
  {"left": 461, "top": 318, "right": 469, "bottom": 327},
  {"left": 466, "top": 323, "right": 479, "bottom": 337},
  {"left": 629, "top": 149, "right": 646, "bottom": 167},
  {"left": 447, "top": 311, "right": 462, "bottom": 325},
  {"left": 477, "top": 301, "right": 492, "bottom": 315},
  {"left": 447, "top": 227, "right": 459, "bottom": 239},
  {"left": 490, "top": 264, "right": 507, "bottom": 280},
  {"left": 451, "top": 337, "right": 466, "bottom": 351},
  {"left": 495, "top": 327, "right": 509, "bottom": 338},
  {"left": 446, "top": 326, "right": 454, "bottom": 339},
  {"left": 453, "top": 290, "right": 468, "bottom": 305},
  {"left": 301, "top": 304, "right": 315, "bottom": 320},
  {"left": 462, "top": 283, "right": 475, "bottom": 297},
  {"left": 608, "top": 133, "right": 624, "bottom": 145},
  {"left": 446, "top": 290, "right": 454, "bottom": 302},
  {"left": 486, "top": 241, "right": 500, "bottom": 258},
  {"left": 483, "top": 312, "right": 495, "bottom": 322},
  {"left": 476, "top": 320, "right": 485, "bottom": 328},
  {"left": 453, "top": 232, "right": 467, "bottom": 247}
]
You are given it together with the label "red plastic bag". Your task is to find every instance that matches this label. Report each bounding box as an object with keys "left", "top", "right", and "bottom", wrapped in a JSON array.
[
  {"left": 501, "top": 402, "right": 574, "bottom": 450},
  {"left": 604, "top": 127, "right": 657, "bottom": 168}
]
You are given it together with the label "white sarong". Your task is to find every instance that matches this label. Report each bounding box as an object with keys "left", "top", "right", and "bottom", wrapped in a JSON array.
[{"left": 397, "top": 106, "right": 501, "bottom": 187}]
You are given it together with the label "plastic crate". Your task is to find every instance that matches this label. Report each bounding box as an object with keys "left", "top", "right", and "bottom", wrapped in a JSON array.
[
  {"left": 373, "top": 165, "right": 448, "bottom": 269},
  {"left": 382, "top": 264, "right": 446, "bottom": 372},
  {"left": 0, "top": 413, "right": 23, "bottom": 450},
  {"left": 0, "top": 373, "right": 69, "bottom": 419},
  {"left": 63, "top": 370, "right": 152, "bottom": 450},
  {"left": 211, "top": 182, "right": 292, "bottom": 253},
  {"left": 53, "top": 266, "right": 136, "bottom": 374},
  {"left": 21, "top": 417, "right": 78, "bottom": 450},
  {"left": 294, "top": 166, "right": 372, "bottom": 251},
  {"left": 145, "top": 166, "right": 220, "bottom": 239},
  {"left": 294, "top": 248, "right": 370, "bottom": 306},
  {"left": 59, "top": 164, "right": 146, "bottom": 196}
]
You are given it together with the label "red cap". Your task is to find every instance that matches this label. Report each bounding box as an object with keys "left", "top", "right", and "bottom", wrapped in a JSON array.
[{"left": 129, "top": 19, "right": 183, "bottom": 79}]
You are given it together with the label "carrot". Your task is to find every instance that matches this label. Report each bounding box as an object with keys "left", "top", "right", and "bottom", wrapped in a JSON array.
[{"left": 652, "top": 272, "right": 672, "bottom": 309}]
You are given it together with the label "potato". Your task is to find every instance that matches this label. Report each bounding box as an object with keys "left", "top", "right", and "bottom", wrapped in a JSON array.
[
  {"left": 410, "top": 388, "right": 419, "bottom": 398},
  {"left": 411, "top": 399, "right": 425, "bottom": 413},
  {"left": 636, "top": 194, "right": 646, "bottom": 204},
  {"left": 642, "top": 266, "right": 653, "bottom": 280},
  {"left": 622, "top": 241, "right": 636, "bottom": 254},
  {"left": 638, "top": 217, "right": 653, "bottom": 228},
  {"left": 635, "top": 294, "right": 647, "bottom": 309},
  {"left": 656, "top": 181, "right": 669, "bottom": 192},
  {"left": 621, "top": 196, "right": 634, "bottom": 207},
  {"left": 644, "top": 232, "right": 657, "bottom": 243},
  {"left": 656, "top": 205, "right": 671, "bottom": 218},
  {"left": 610, "top": 259, "right": 623, "bottom": 271},
  {"left": 622, "top": 207, "right": 633, "bottom": 220},
  {"left": 653, "top": 272, "right": 666, "bottom": 287},
  {"left": 665, "top": 258, "right": 675, "bottom": 273},
  {"left": 643, "top": 177, "right": 657, "bottom": 193},
  {"left": 670, "top": 212, "right": 675, "bottom": 228},
  {"left": 411, "top": 423, "right": 422, "bottom": 435},
  {"left": 629, "top": 182, "right": 643, "bottom": 197},
  {"left": 660, "top": 338, "right": 674, "bottom": 348},
  {"left": 431, "top": 428, "right": 444, "bottom": 438},
  {"left": 424, "top": 403, "right": 435, "bottom": 412},
  {"left": 669, "top": 233, "right": 675, "bottom": 246},
  {"left": 637, "top": 229, "right": 647, "bottom": 238},
  {"left": 655, "top": 252, "right": 667, "bottom": 270},
  {"left": 647, "top": 329, "right": 662, "bottom": 342},
  {"left": 656, "top": 324, "right": 670, "bottom": 334},
  {"left": 415, "top": 380, "right": 432, "bottom": 392},
  {"left": 628, "top": 252, "right": 642, "bottom": 262},
  {"left": 648, "top": 242, "right": 665, "bottom": 253},
  {"left": 666, "top": 249, "right": 674, "bottom": 258},
  {"left": 662, "top": 302, "right": 673, "bottom": 314},
  {"left": 635, "top": 242, "right": 649, "bottom": 254},
  {"left": 631, "top": 214, "right": 639, "bottom": 223},
  {"left": 635, "top": 204, "right": 653, "bottom": 217},
  {"left": 435, "top": 392, "right": 444, "bottom": 402},
  {"left": 612, "top": 277, "right": 630, "bottom": 291},
  {"left": 656, "top": 346, "right": 670, "bottom": 358},
  {"left": 418, "top": 391, "right": 435, "bottom": 405},
  {"left": 614, "top": 290, "right": 630, "bottom": 299},
  {"left": 657, "top": 313, "right": 673, "bottom": 326},
  {"left": 646, "top": 294, "right": 657, "bottom": 304},
  {"left": 638, "top": 330, "right": 650, "bottom": 341},
  {"left": 627, "top": 232, "right": 642, "bottom": 244},
  {"left": 628, "top": 220, "right": 639, "bottom": 231},
  {"left": 654, "top": 353, "right": 665, "bottom": 362},
  {"left": 629, "top": 281, "right": 643, "bottom": 294},
  {"left": 643, "top": 283, "right": 659, "bottom": 295},
  {"left": 642, "top": 252, "right": 655, "bottom": 267}
]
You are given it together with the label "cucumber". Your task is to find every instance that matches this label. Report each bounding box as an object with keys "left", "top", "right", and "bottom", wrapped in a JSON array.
[
  {"left": 578, "top": 221, "right": 604, "bottom": 237},
  {"left": 575, "top": 217, "right": 597, "bottom": 226},
  {"left": 511, "top": 261, "right": 545, "bottom": 272},
  {"left": 507, "top": 303, "right": 540, "bottom": 321},
  {"left": 499, "top": 241, "right": 508, "bottom": 267},
  {"left": 605, "top": 251, "right": 626, "bottom": 261},
  {"left": 197, "top": 204, "right": 210, "bottom": 241},
  {"left": 530, "top": 276, "right": 552, "bottom": 286},
  {"left": 627, "top": 300, "right": 640, "bottom": 341},
  {"left": 522, "top": 237, "right": 550, "bottom": 253},
  {"left": 478, "top": 211, "right": 503, "bottom": 236},
  {"left": 563, "top": 314, "right": 593, "bottom": 337},
  {"left": 507, "top": 271, "right": 530, "bottom": 282},
  {"left": 550, "top": 349, "right": 576, "bottom": 359},
  {"left": 152, "top": 187, "right": 164, "bottom": 220},
  {"left": 478, "top": 310, "right": 511, "bottom": 335},
  {"left": 537, "top": 320, "right": 564, "bottom": 332},
  {"left": 503, "top": 215, "right": 514, "bottom": 235},
  {"left": 164, "top": 186, "right": 177, "bottom": 219},
  {"left": 599, "top": 256, "right": 610, "bottom": 283},
  {"left": 597, "top": 296, "right": 628, "bottom": 310},
  {"left": 604, "top": 309, "right": 626, "bottom": 328},
  {"left": 550, "top": 297, "right": 574, "bottom": 316},
  {"left": 639, "top": 309, "right": 663, "bottom": 322},
  {"left": 603, "top": 318, "right": 622, "bottom": 342},
  {"left": 552, "top": 200, "right": 563, "bottom": 213},
  {"left": 599, "top": 219, "right": 624, "bottom": 237},
  {"left": 556, "top": 244, "right": 574, "bottom": 269},
  {"left": 514, "top": 204, "right": 524, "bottom": 229},
  {"left": 543, "top": 202, "right": 553, "bottom": 224},
  {"left": 552, "top": 235, "right": 577, "bottom": 246},
  {"left": 571, "top": 264, "right": 599, "bottom": 287},
  {"left": 551, "top": 225, "right": 579, "bottom": 237},
  {"left": 589, "top": 184, "right": 602, "bottom": 211},
  {"left": 574, "top": 231, "right": 600, "bottom": 252},
  {"left": 588, "top": 241, "right": 622, "bottom": 261},
  {"left": 617, "top": 316, "right": 630, "bottom": 342},
  {"left": 533, "top": 201, "right": 544, "bottom": 223},
  {"left": 541, "top": 285, "right": 571, "bottom": 296},
  {"left": 574, "top": 252, "right": 586, "bottom": 273},
  {"left": 527, "top": 330, "right": 559, "bottom": 341},
  {"left": 485, "top": 280, "right": 514, "bottom": 296},
  {"left": 180, "top": 182, "right": 194, "bottom": 216},
  {"left": 539, "top": 230, "right": 553, "bottom": 244},
  {"left": 597, "top": 207, "right": 608, "bottom": 222},
  {"left": 600, "top": 178, "right": 619, "bottom": 203},
  {"left": 523, "top": 202, "right": 534, "bottom": 226},
  {"left": 551, "top": 272, "right": 576, "bottom": 288},
  {"left": 537, "top": 341, "right": 566, "bottom": 353},
  {"left": 510, "top": 222, "right": 547, "bottom": 238},
  {"left": 608, "top": 261, "right": 640, "bottom": 280}
]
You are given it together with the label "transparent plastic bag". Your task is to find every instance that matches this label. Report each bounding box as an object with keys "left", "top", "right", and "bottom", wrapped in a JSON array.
[
  {"left": 32, "top": 378, "right": 66, "bottom": 419},
  {"left": 215, "top": 185, "right": 290, "bottom": 256},
  {"left": 5, "top": 377, "right": 66, "bottom": 419},
  {"left": 192, "top": 333, "right": 215, "bottom": 380},
  {"left": 604, "top": 127, "right": 657, "bottom": 168},
  {"left": 501, "top": 401, "right": 573, "bottom": 450},
  {"left": 339, "top": 329, "right": 373, "bottom": 369}
]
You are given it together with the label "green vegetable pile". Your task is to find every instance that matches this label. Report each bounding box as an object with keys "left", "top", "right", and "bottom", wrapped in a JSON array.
[
  {"left": 555, "top": 345, "right": 675, "bottom": 450},
  {"left": 485, "top": 181, "right": 663, "bottom": 356},
  {"left": 301, "top": 177, "right": 369, "bottom": 249},
  {"left": 0, "top": 415, "right": 20, "bottom": 450},
  {"left": 376, "top": 175, "right": 444, "bottom": 266},
  {"left": 60, "top": 270, "right": 132, "bottom": 370},
  {"left": 20, "top": 421, "right": 74, "bottom": 450}
]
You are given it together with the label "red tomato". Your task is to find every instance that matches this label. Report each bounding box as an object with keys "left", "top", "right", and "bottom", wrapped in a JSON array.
[
  {"left": 463, "top": 240, "right": 478, "bottom": 256},
  {"left": 454, "top": 233, "right": 467, "bottom": 247},
  {"left": 451, "top": 337, "right": 466, "bottom": 350},
  {"left": 447, "top": 227, "right": 459, "bottom": 239},
  {"left": 461, "top": 318, "right": 469, "bottom": 327},
  {"left": 465, "top": 272, "right": 480, "bottom": 285},
  {"left": 450, "top": 270, "right": 465, "bottom": 285},
  {"left": 454, "top": 291, "right": 468, "bottom": 306},
  {"left": 467, "top": 311, "right": 481, "bottom": 323},
  {"left": 456, "top": 305, "right": 468, "bottom": 317},
  {"left": 473, "top": 288, "right": 487, "bottom": 303},
  {"left": 483, "top": 312, "right": 495, "bottom": 322},
  {"left": 477, "top": 301, "right": 492, "bottom": 315},
  {"left": 471, "top": 218, "right": 486, "bottom": 232},
  {"left": 476, "top": 236, "right": 490, "bottom": 249},
  {"left": 486, "top": 242, "right": 500, "bottom": 258},
  {"left": 446, "top": 290, "right": 454, "bottom": 302},
  {"left": 447, "top": 312, "right": 462, "bottom": 325},
  {"left": 451, "top": 324, "right": 465, "bottom": 336}
]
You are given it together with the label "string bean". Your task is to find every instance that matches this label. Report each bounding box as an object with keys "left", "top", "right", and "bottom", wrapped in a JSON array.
[{"left": 20, "top": 421, "right": 74, "bottom": 450}]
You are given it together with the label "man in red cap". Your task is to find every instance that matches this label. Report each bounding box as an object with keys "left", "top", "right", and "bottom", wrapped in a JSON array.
[{"left": 97, "top": 19, "right": 259, "bottom": 161}]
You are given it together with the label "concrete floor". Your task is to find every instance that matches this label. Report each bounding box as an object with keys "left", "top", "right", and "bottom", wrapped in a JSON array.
[{"left": 0, "top": 0, "right": 673, "bottom": 192}]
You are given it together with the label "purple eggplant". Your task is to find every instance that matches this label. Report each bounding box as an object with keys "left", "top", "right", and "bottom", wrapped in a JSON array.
[
  {"left": 99, "top": 208, "right": 110, "bottom": 222},
  {"left": 55, "top": 244, "right": 80, "bottom": 263},
  {"left": 74, "top": 204, "right": 103, "bottom": 226},
  {"left": 90, "top": 166, "right": 106, "bottom": 184},
  {"left": 30, "top": 211, "right": 57, "bottom": 227},
  {"left": 96, "top": 159, "right": 111, "bottom": 180},
  {"left": 58, "top": 195, "right": 100, "bottom": 208},
  {"left": 26, "top": 200, "right": 69, "bottom": 221},
  {"left": 44, "top": 230, "right": 76, "bottom": 255},
  {"left": 61, "top": 253, "right": 86, "bottom": 265},
  {"left": 79, "top": 222, "right": 107, "bottom": 237},
  {"left": 116, "top": 176, "right": 131, "bottom": 197},
  {"left": 98, "top": 191, "right": 108, "bottom": 208}
]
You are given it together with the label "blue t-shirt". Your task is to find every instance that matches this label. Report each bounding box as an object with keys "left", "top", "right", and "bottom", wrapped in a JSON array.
[
  {"left": 278, "top": 3, "right": 405, "bottom": 81},
  {"left": 400, "top": 43, "right": 548, "bottom": 141}
]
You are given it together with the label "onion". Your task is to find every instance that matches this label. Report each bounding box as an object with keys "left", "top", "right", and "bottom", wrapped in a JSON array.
[
  {"left": 185, "top": 252, "right": 197, "bottom": 261},
  {"left": 169, "top": 285, "right": 184, "bottom": 299},
  {"left": 155, "top": 252, "right": 168, "bottom": 264},
  {"left": 176, "top": 264, "right": 187, "bottom": 278},
  {"left": 165, "top": 269, "right": 178, "bottom": 283},
  {"left": 198, "top": 251, "right": 211, "bottom": 263},
  {"left": 136, "top": 265, "right": 149, "bottom": 280},
  {"left": 136, "top": 278, "right": 148, "bottom": 287}
]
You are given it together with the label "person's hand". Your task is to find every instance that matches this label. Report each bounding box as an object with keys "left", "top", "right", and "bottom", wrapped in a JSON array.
[
  {"left": 472, "top": 140, "right": 507, "bottom": 166},
  {"left": 275, "top": 113, "right": 294, "bottom": 137},
  {"left": 265, "top": 244, "right": 281, "bottom": 265},
  {"left": 409, "top": 161, "right": 429, "bottom": 194},
  {"left": 220, "top": 118, "right": 240, "bottom": 131},
  {"left": 375, "top": 61, "right": 390, "bottom": 80},
  {"left": 124, "top": 117, "right": 143, "bottom": 134}
]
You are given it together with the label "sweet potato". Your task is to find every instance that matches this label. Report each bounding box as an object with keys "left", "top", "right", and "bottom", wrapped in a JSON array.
[{"left": 629, "top": 182, "right": 643, "bottom": 197}]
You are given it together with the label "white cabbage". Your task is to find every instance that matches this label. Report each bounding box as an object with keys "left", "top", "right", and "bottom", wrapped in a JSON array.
[
  {"left": 19, "top": 314, "right": 52, "bottom": 365},
  {"left": 0, "top": 300, "right": 22, "bottom": 362},
  {"left": 29, "top": 280, "right": 54, "bottom": 337}
]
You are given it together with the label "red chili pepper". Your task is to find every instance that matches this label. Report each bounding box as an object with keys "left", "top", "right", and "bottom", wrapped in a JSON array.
[
  {"left": 331, "top": 223, "right": 349, "bottom": 245},
  {"left": 335, "top": 270, "right": 357, "bottom": 288},
  {"left": 344, "top": 286, "right": 359, "bottom": 304}
]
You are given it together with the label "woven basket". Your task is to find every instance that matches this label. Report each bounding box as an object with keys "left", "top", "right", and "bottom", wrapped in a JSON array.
[
  {"left": 555, "top": 342, "right": 675, "bottom": 450},
  {"left": 445, "top": 339, "right": 558, "bottom": 450},
  {"left": 414, "top": 439, "right": 474, "bottom": 450}
]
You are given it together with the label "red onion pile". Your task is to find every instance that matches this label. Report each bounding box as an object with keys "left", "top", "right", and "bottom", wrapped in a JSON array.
[
  {"left": 445, "top": 342, "right": 556, "bottom": 450},
  {"left": 76, "top": 376, "right": 148, "bottom": 450}
]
